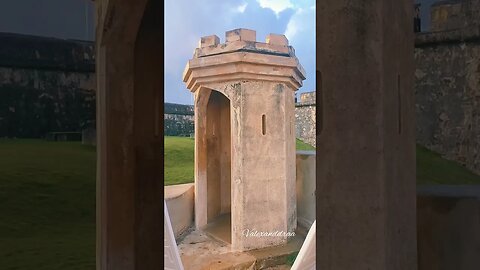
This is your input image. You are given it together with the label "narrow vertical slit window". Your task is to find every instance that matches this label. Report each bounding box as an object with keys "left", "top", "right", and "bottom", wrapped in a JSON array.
[
  {"left": 262, "top": 114, "right": 266, "bottom": 135},
  {"left": 397, "top": 74, "right": 402, "bottom": 134}
]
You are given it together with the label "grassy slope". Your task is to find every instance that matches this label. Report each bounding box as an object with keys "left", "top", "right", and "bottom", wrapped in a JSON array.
[
  {"left": 164, "top": 137, "right": 480, "bottom": 185},
  {"left": 416, "top": 144, "right": 480, "bottom": 185},
  {"left": 164, "top": 136, "right": 194, "bottom": 185},
  {"left": 0, "top": 139, "right": 96, "bottom": 270},
  {"left": 1, "top": 138, "right": 480, "bottom": 269},
  {"left": 164, "top": 136, "right": 315, "bottom": 185}
]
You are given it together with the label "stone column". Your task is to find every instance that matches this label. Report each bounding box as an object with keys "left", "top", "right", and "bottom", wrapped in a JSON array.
[
  {"left": 183, "top": 29, "right": 306, "bottom": 251},
  {"left": 96, "top": 1, "right": 163, "bottom": 269},
  {"left": 317, "top": 1, "right": 417, "bottom": 269}
]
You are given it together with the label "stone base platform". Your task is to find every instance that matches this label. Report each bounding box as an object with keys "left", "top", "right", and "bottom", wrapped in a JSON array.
[{"left": 178, "top": 222, "right": 306, "bottom": 270}]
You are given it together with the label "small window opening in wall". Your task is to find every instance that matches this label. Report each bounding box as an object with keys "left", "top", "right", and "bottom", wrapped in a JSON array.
[
  {"left": 397, "top": 74, "right": 402, "bottom": 134},
  {"left": 262, "top": 114, "right": 266, "bottom": 135}
]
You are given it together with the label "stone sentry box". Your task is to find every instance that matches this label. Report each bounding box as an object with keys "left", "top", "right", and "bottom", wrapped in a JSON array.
[{"left": 183, "top": 28, "right": 306, "bottom": 251}]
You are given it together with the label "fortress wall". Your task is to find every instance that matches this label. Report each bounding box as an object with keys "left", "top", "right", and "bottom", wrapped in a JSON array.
[
  {"left": 415, "top": 27, "right": 480, "bottom": 174},
  {"left": 0, "top": 33, "right": 95, "bottom": 137}
]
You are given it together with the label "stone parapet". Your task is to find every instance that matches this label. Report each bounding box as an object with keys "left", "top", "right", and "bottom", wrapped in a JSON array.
[
  {"left": 431, "top": 0, "right": 480, "bottom": 32},
  {"left": 0, "top": 32, "right": 95, "bottom": 72},
  {"left": 415, "top": 25, "right": 480, "bottom": 46},
  {"left": 183, "top": 28, "right": 306, "bottom": 93}
]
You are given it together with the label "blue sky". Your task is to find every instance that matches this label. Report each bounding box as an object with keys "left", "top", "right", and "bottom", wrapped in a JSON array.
[{"left": 164, "top": 0, "right": 316, "bottom": 105}]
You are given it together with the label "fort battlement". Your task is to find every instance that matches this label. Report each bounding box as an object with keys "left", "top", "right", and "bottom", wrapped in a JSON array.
[{"left": 183, "top": 29, "right": 306, "bottom": 92}]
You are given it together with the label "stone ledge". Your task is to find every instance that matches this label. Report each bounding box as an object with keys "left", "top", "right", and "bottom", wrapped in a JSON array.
[
  {"left": 295, "top": 102, "right": 316, "bottom": 107},
  {"left": 296, "top": 150, "right": 315, "bottom": 156},
  {"left": 179, "top": 228, "right": 304, "bottom": 270},
  {"left": 415, "top": 26, "right": 480, "bottom": 47},
  {"left": 194, "top": 40, "right": 294, "bottom": 58},
  {"left": 417, "top": 190, "right": 480, "bottom": 270},
  {"left": 0, "top": 32, "right": 95, "bottom": 72},
  {"left": 183, "top": 51, "right": 306, "bottom": 92},
  {"left": 194, "top": 28, "right": 294, "bottom": 58},
  {"left": 417, "top": 185, "right": 480, "bottom": 199},
  {"left": 164, "top": 103, "right": 194, "bottom": 116},
  {"left": 165, "top": 183, "right": 194, "bottom": 239}
]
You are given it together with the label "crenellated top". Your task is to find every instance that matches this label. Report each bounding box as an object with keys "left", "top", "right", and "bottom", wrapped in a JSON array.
[
  {"left": 194, "top": 28, "right": 296, "bottom": 58},
  {"left": 183, "top": 28, "right": 306, "bottom": 93}
]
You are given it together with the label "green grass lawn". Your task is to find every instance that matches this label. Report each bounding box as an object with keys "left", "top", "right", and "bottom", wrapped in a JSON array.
[
  {"left": 416, "top": 145, "right": 480, "bottom": 185},
  {"left": 0, "top": 139, "right": 96, "bottom": 270},
  {"left": 164, "top": 136, "right": 315, "bottom": 185},
  {"left": 164, "top": 136, "right": 194, "bottom": 185},
  {"left": 1, "top": 138, "right": 480, "bottom": 269}
]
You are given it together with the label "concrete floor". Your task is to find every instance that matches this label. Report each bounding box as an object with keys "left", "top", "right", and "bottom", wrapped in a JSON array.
[
  {"left": 178, "top": 216, "right": 306, "bottom": 270},
  {"left": 204, "top": 214, "right": 232, "bottom": 244}
]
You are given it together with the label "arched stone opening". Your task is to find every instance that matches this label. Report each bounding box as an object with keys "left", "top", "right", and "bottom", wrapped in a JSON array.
[{"left": 203, "top": 89, "right": 232, "bottom": 243}]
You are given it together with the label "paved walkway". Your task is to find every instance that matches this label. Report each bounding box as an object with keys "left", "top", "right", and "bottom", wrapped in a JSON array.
[{"left": 178, "top": 227, "right": 304, "bottom": 270}]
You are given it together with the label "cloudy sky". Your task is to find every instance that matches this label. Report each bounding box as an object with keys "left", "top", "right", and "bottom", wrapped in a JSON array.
[
  {"left": 0, "top": 0, "right": 436, "bottom": 105},
  {"left": 166, "top": 0, "right": 435, "bottom": 105},
  {"left": 165, "top": 0, "right": 316, "bottom": 105}
]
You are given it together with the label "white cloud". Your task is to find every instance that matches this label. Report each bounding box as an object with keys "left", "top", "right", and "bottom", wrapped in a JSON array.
[
  {"left": 282, "top": 3, "right": 315, "bottom": 92},
  {"left": 256, "top": 0, "right": 293, "bottom": 15},
  {"left": 236, "top": 2, "right": 248, "bottom": 13},
  {"left": 284, "top": 7, "right": 314, "bottom": 40}
]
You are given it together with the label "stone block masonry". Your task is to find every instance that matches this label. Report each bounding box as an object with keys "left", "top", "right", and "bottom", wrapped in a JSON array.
[
  {"left": 431, "top": 0, "right": 480, "bottom": 32},
  {"left": 163, "top": 97, "right": 317, "bottom": 145},
  {"left": 295, "top": 92, "right": 316, "bottom": 147},
  {"left": 415, "top": 28, "right": 480, "bottom": 175},
  {"left": 293, "top": 25, "right": 480, "bottom": 175},
  {"left": 164, "top": 102, "right": 194, "bottom": 136},
  {"left": 416, "top": 0, "right": 480, "bottom": 175},
  {"left": 0, "top": 32, "right": 95, "bottom": 138}
]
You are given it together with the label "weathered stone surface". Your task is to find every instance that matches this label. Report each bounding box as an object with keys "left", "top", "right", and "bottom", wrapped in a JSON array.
[
  {"left": 431, "top": 0, "right": 480, "bottom": 32},
  {"left": 225, "top": 28, "right": 256, "bottom": 43},
  {"left": 162, "top": 98, "right": 319, "bottom": 145},
  {"left": 178, "top": 227, "right": 304, "bottom": 270},
  {"left": 415, "top": 25, "right": 480, "bottom": 46},
  {"left": 183, "top": 29, "right": 305, "bottom": 252},
  {"left": 293, "top": 25, "right": 480, "bottom": 177},
  {"left": 266, "top": 34, "right": 289, "bottom": 46},
  {"left": 165, "top": 183, "right": 195, "bottom": 239},
  {"left": 96, "top": 0, "right": 164, "bottom": 269},
  {"left": 417, "top": 185, "right": 480, "bottom": 270},
  {"left": 295, "top": 151, "right": 315, "bottom": 230},
  {"left": 0, "top": 32, "right": 95, "bottom": 72},
  {"left": 295, "top": 92, "right": 316, "bottom": 147},
  {"left": 317, "top": 1, "right": 417, "bottom": 269},
  {"left": 415, "top": 33, "right": 480, "bottom": 175},
  {"left": 199, "top": 35, "right": 220, "bottom": 48},
  {"left": 0, "top": 33, "right": 95, "bottom": 138},
  {"left": 164, "top": 103, "right": 194, "bottom": 136},
  {"left": 298, "top": 91, "right": 315, "bottom": 104}
]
